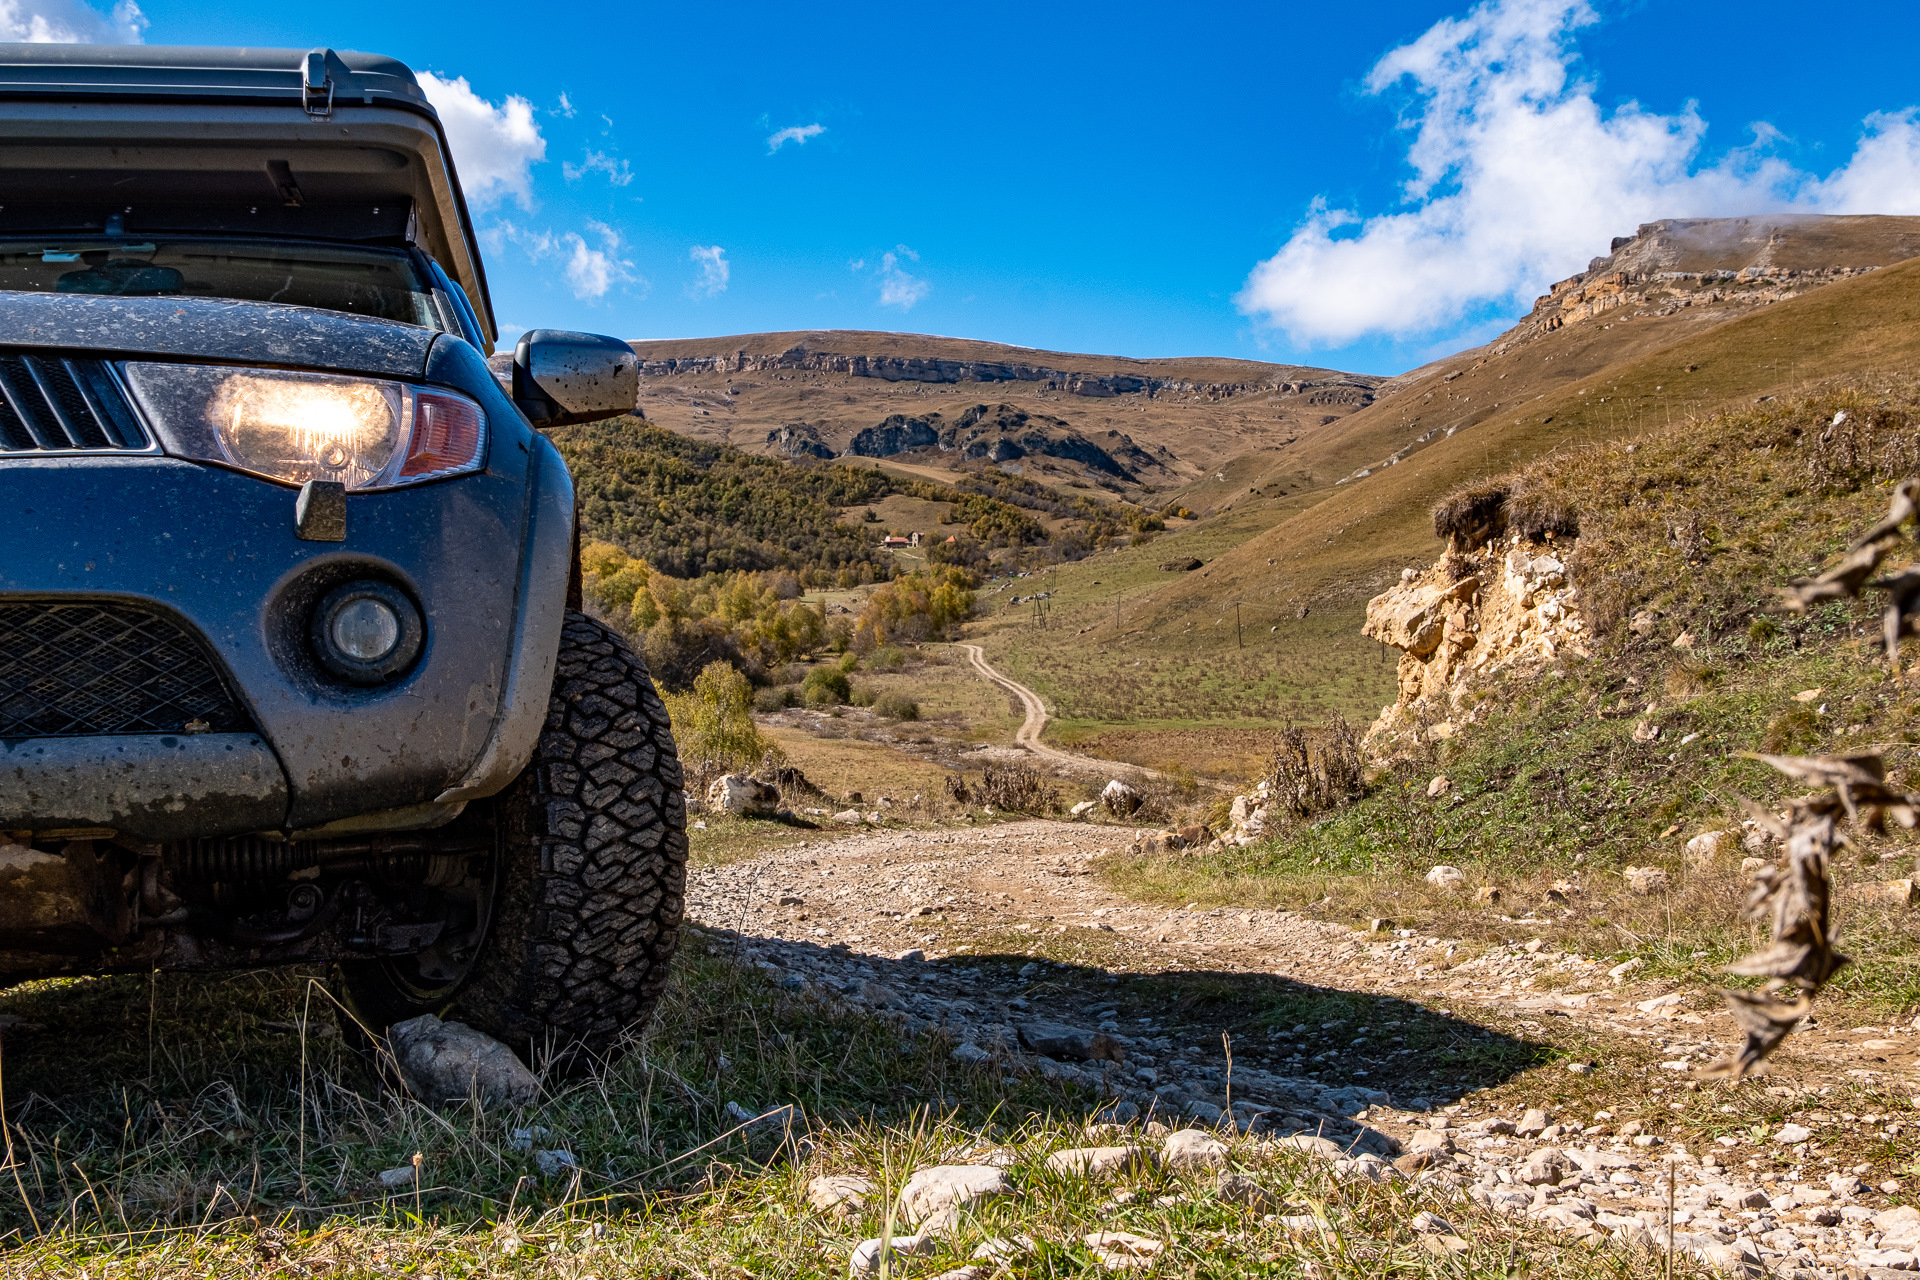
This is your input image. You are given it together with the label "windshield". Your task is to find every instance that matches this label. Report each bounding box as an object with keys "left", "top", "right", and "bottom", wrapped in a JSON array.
[{"left": 0, "top": 239, "right": 447, "bottom": 330}]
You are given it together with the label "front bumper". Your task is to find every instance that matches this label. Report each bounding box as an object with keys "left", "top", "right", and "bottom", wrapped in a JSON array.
[
  {"left": 1, "top": 377, "right": 572, "bottom": 838},
  {"left": 0, "top": 733, "right": 284, "bottom": 839}
]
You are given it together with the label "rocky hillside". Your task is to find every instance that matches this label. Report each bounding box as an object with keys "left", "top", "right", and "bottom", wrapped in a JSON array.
[{"left": 627, "top": 330, "right": 1382, "bottom": 495}]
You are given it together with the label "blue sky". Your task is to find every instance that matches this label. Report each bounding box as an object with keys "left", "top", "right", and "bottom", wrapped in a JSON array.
[{"left": 18, "top": 0, "right": 1920, "bottom": 374}]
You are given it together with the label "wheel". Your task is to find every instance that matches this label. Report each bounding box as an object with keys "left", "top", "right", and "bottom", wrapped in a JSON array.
[{"left": 339, "top": 613, "right": 687, "bottom": 1058}]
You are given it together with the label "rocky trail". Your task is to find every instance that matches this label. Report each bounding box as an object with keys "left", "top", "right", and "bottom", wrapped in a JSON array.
[{"left": 688, "top": 819, "right": 1920, "bottom": 1277}]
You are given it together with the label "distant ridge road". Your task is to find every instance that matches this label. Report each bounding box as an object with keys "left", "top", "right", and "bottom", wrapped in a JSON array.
[{"left": 956, "top": 643, "right": 1230, "bottom": 790}]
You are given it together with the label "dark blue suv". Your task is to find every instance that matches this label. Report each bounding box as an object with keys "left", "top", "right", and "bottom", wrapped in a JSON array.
[{"left": 0, "top": 45, "right": 685, "bottom": 1058}]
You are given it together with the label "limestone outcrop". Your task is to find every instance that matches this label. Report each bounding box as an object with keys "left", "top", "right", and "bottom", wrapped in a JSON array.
[{"left": 1362, "top": 533, "right": 1590, "bottom": 761}]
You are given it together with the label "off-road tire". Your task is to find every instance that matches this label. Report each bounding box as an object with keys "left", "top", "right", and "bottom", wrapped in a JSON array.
[{"left": 341, "top": 612, "right": 686, "bottom": 1057}]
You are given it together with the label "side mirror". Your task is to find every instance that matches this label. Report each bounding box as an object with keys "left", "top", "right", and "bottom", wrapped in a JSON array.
[{"left": 511, "top": 329, "right": 638, "bottom": 427}]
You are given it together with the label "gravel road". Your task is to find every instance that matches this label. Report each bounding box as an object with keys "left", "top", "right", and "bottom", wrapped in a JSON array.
[{"left": 688, "top": 818, "right": 1920, "bottom": 1277}]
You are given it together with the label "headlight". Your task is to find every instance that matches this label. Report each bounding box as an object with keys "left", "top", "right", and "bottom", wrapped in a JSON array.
[{"left": 121, "top": 364, "right": 486, "bottom": 491}]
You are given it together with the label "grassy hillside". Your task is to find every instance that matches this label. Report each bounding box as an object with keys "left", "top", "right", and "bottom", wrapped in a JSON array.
[
  {"left": 971, "top": 245, "right": 1920, "bottom": 735},
  {"left": 1106, "top": 379, "right": 1920, "bottom": 1013}
]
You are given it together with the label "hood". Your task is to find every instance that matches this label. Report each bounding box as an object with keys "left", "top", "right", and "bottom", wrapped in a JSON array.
[{"left": 0, "top": 290, "right": 435, "bottom": 379}]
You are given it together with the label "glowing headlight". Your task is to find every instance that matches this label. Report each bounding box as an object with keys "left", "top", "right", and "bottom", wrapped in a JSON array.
[{"left": 122, "top": 364, "right": 486, "bottom": 491}]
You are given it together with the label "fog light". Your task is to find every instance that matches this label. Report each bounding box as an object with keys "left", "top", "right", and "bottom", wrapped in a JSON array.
[{"left": 311, "top": 581, "right": 422, "bottom": 685}]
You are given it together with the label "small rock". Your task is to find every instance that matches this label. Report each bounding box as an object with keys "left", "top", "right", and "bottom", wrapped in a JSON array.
[
  {"left": 1410, "top": 1210, "right": 1456, "bottom": 1234},
  {"left": 808, "top": 1174, "right": 874, "bottom": 1215},
  {"left": 1685, "top": 830, "right": 1732, "bottom": 867},
  {"left": 376, "top": 1163, "right": 418, "bottom": 1189},
  {"left": 1162, "top": 1129, "right": 1228, "bottom": 1170},
  {"left": 1425, "top": 864, "right": 1465, "bottom": 889},
  {"left": 1475, "top": 885, "right": 1503, "bottom": 906},
  {"left": 534, "top": 1149, "right": 577, "bottom": 1177},
  {"left": 1426, "top": 776, "right": 1453, "bottom": 799},
  {"left": 1369, "top": 917, "right": 1394, "bottom": 933},
  {"left": 1045, "top": 1146, "right": 1153, "bottom": 1179},
  {"left": 850, "top": 1233, "right": 936, "bottom": 1276},
  {"left": 1082, "top": 1230, "right": 1163, "bottom": 1269},
  {"left": 1017, "top": 1021, "right": 1125, "bottom": 1063},
  {"left": 1519, "top": 1148, "right": 1573, "bottom": 1186},
  {"left": 1215, "top": 1173, "right": 1276, "bottom": 1209},
  {"left": 1623, "top": 865, "right": 1670, "bottom": 894},
  {"left": 1273, "top": 1133, "right": 1348, "bottom": 1159},
  {"left": 1565, "top": 1062, "right": 1593, "bottom": 1075},
  {"left": 1772, "top": 1123, "right": 1812, "bottom": 1145},
  {"left": 1608, "top": 958, "right": 1644, "bottom": 983},
  {"left": 952, "top": 1043, "right": 992, "bottom": 1065},
  {"left": 896, "top": 948, "right": 926, "bottom": 962},
  {"left": 860, "top": 982, "right": 906, "bottom": 1009},
  {"left": 897, "top": 1165, "right": 1011, "bottom": 1226},
  {"left": 388, "top": 1015, "right": 539, "bottom": 1108},
  {"left": 1516, "top": 1108, "right": 1552, "bottom": 1138},
  {"left": 1069, "top": 800, "right": 1098, "bottom": 818},
  {"left": 970, "top": 1235, "right": 1038, "bottom": 1263},
  {"left": 777, "top": 894, "right": 805, "bottom": 907},
  {"left": 1632, "top": 719, "right": 1661, "bottom": 743}
]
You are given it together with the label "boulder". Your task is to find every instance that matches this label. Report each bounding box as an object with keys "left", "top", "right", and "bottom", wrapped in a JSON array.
[
  {"left": 1101, "top": 779, "right": 1144, "bottom": 816},
  {"left": 706, "top": 773, "right": 780, "bottom": 817},
  {"left": 1159, "top": 558, "right": 1203, "bottom": 572},
  {"left": 1425, "top": 865, "right": 1466, "bottom": 890},
  {"left": 1069, "top": 799, "right": 1097, "bottom": 818},
  {"left": 1363, "top": 575, "right": 1477, "bottom": 659},
  {"left": 388, "top": 1014, "right": 539, "bottom": 1108}
]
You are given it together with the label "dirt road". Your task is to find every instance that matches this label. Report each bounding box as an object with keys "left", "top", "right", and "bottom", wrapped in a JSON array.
[{"left": 957, "top": 643, "right": 1225, "bottom": 788}]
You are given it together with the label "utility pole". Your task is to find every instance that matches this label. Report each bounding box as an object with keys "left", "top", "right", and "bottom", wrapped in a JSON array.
[{"left": 1235, "top": 601, "right": 1243, "bottom": 648}]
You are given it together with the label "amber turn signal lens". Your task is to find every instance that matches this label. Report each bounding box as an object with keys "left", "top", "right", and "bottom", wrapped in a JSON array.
[{"left": 399, "top": 391, "right": 485, "bottom": 480}]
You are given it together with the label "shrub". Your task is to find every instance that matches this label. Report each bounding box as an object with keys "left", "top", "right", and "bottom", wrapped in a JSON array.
[
  {"left": 849, "top": 684, "right": 877, "bottom": 708},
  {"left": 663, "top": 660, "right": 770, "bottom": 791},
  {"left": 873, "top": 691, "right": 920, "bottom": 721},
  {"left": 753, "top": 685, "right": 798, "bottom": 713},
  {"left": 869, "top": 645, "right": 907, "bottom": 672},
  {"left": 1264, "top": 714, "right": 1365, "bottom": 822},
  {"left": 978, "top": 764, "right": 1058, "bottom": 814},
  {"left": 802, "top": 666, "right": 851, "bottom": 705}
]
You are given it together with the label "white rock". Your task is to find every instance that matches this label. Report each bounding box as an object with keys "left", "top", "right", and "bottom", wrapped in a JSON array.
[
  {"left": 897, "top": 1165, "right": 1010, "bottom": 1226},
  {"left": 808, "top": 1174, "right": 874, "bottom": 1214},
  {"left": 1069, "top": 800, "right": 1098, "bottom": 818},
  {"left": 1425, "top": 864, "right": 1466, "bottom": 890},
  {"left": 706, "top": 773, "right": 780, "bottom": 817},
  {"left": 1082, "top": 1230, "right": 1162, "bottom": 1268},
  {"left": 1684, "top": 830, "right": 1732, "bottom": 867},
  {"left": 1101, "top": 779, "right": 1145, "bottom": 816},
  {"left": 1772, "top": 1123, "right": 1812, "bottom": 1145},
  {"left": 1608, "top": 957, "right": 1644, "bottom": 982},
  {"left": 850, "top": 1234, "right": 936, "bottom": 1275},
  {"left": 1045, "top": 1146, "right": 1152, "bottom": 1178},
  {"left": 1623, "top": 865, "right": 1670, "bottom": 894},
  {"left": 534, "top": 1149, "right": 577, "bottom": 1177},
  {"left": 1426, "top": 775, "right": 1453, "bottom": 799},
  {"left": 833, "top": 809, "right": 863, "bottom": 824},
  {"left": 1162, "top": 1128, "right": 1228, "bottom": 1170},
  {"left": 388, "top": 1015, "right": 539, "bottom": 1108}
]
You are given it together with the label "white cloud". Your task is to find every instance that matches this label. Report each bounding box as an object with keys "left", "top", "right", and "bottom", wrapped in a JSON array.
[
  {"left": 1238, "top": 0, "right": 1920, "bottom": 348},
  {"left": 0, "top": 0, "right": 145, "bottom": 41},
  {"left": 556, "top": 92, "right": 576, "bottom": 119},
  {"left": 487, "top": 218, "right": 641, "bottom": 302},
  {"left": 878, "top": 246, "right": 928, "bottom": 310},
  {"left": 418, "top": 72, "right": 546, "bottom": 210},
  {"left": 767, "top": 123, "right": 826, "bottom": 154},
  {"left": 687, "top": 245, "right": 729, "bottom": 299},
  {"left": 562, "top": 149, "right": 635, "bottom": 187}
]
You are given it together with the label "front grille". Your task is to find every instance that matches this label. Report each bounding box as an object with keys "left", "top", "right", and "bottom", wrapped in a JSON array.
[
  {"left": 0, "top": 355, "right": 148, "bottom": 452},
  {"left": 0, "top": 602, "right": 249, "bottom": 736}
]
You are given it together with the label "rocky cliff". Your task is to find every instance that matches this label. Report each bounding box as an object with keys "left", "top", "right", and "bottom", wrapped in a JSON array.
[
  {"left": 633, "top": 341, "right": 1377, "bottom": 405},
  {"left": 1359, "top": 533, "right": 1590, "bottom": 762},
  {"left": 844, "top": 402, "right": 1163, "bottom": 480}
]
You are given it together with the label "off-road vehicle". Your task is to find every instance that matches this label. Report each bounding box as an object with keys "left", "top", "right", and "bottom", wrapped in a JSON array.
[{"left": 0, "top": 45, "right": 685, "bottom": 1057}]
